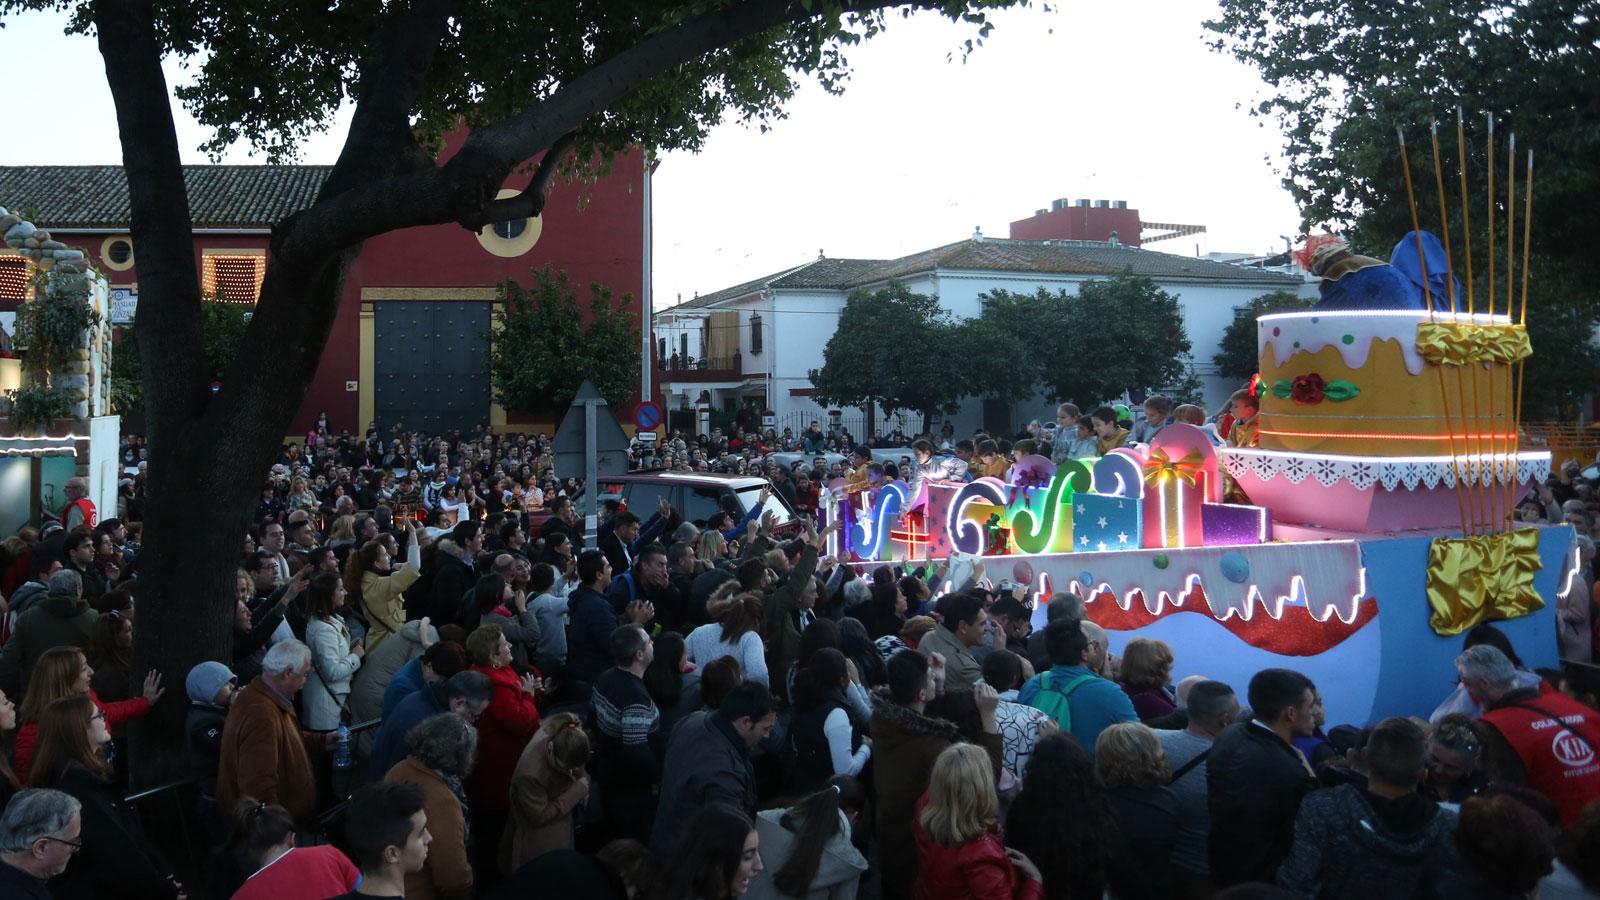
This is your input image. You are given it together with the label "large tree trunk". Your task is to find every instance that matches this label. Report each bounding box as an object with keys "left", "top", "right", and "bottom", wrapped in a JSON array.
[{"left": 88, "top": 0, "right": 919, "bottom": 787}]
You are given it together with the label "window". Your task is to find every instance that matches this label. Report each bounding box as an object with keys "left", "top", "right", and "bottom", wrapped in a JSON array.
[
  {"left": 679, "top": 332, "right": 688, "bottom": 359},
  {"left": 492, "top": 219, "right": 527, "bottom": 240},
  {"left": 658, "top": 337, "right": 668, "bottom": 360},
  {"left": 684, "top": 487, "right": 727, "bottom": 523},
  {"left": 749, "top": 313, "right": 763, "bottom": 355},
  {"left": 99, "top": 236, "right": 136, "bottom": 272},
  {"left": 201, "top": 254, "right": 266, "bottom": 304},
  {"left": 622, "top": 481, "right": 675, "bottom": 514},
  {"left": 0, "top": 257, "right": 32, "bottom": 305}
]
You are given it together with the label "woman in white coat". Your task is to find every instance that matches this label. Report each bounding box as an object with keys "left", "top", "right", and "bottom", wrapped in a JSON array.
[{"left": 303, "top": 572, "right": 364, "bottom": 730}]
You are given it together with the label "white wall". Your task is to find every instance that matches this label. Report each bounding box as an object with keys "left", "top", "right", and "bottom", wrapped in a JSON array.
[{"left": 679, "top": 267, "right": 1299, "bottom": 437}]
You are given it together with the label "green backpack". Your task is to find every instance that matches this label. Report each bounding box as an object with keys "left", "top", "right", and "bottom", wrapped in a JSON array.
[{"left": 1028, "top": 671, "right": 1096, "bottom": 732}]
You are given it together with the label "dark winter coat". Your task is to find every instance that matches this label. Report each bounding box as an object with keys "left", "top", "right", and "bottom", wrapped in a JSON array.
[
  {"left": 1207, "top": 722, "right": 1315, "bottom": 886},
  {"left": 427, "top": 539, "right": 476, "bottom": 624},
  {"left": 45, "top": 762, "right": 179, "bottom": 900},
  {"left": 870, "top": 693, "right": 1003, "bottom": 900},
  {"left": 650, "top": 710, "right": 756, "bottom": 854},
  {"left": 0, "top": 589, "right": 95, "bottom": 696},
  {"left": 1276, "top": 784, "right": 1460, "bottom": 900},
  {"left": 186, "top": 702, "right": 229, "bottom": 796}
]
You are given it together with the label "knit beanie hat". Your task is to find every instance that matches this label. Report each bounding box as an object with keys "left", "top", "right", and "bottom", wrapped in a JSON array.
[{"left": 186, "top": 660, "right": 238, "bottom": 704}]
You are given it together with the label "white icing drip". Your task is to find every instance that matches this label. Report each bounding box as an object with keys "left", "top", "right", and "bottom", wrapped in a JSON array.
[{"left": 1256, "top": 311, "right": 1507, "bottom": 377}]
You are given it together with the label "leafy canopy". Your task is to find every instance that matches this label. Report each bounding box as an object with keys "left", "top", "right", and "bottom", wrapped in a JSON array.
[
  {"left": 808, "top": 281, "right": 967, "bottom": 419},
  {"left": 3, "top": 0, "right": 1033, "bottom": 164},
  {"left": 488, "top": 266, "right": 640, "bottom": 412},
  {"left": 1213, "top": 289, "right": 1314, "bottom": 382},
  {"left": 1206, "top": 0, "right": 1600, "bottom": 415}
]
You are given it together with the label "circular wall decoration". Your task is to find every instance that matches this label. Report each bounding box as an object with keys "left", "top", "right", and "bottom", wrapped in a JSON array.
[
  {"left": 475, "top": 188, "right": 542, "bottom": 258},
  {"left": 100, "top": 236, "right": 135, "bottom": 271}
]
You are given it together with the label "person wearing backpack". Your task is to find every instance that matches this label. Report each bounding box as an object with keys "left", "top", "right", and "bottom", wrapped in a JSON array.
[{"left": 1016, "top": 617, "right": 1135, "bottom": 757}]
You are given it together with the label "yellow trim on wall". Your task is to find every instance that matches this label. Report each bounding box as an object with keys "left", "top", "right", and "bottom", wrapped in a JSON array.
[
  {"left": 475, "top": 188, "right": 544, "bottom": 258},
  {"left": 359, "top": 287, "right": 500, "bottom": 302},
  {"left": 359, "top": 302, "right": 375, "bottom": 431},
  {"left": 99, "top": 236, "right": 136, "bottom": 272}
]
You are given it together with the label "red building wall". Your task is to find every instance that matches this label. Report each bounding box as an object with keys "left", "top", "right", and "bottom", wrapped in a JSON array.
[
  {"left": 1008, "top": 204, "right": 1142, "bottom": 246},
  {"left": 73, "top": 145, "right": 646, "bottom": 437}
]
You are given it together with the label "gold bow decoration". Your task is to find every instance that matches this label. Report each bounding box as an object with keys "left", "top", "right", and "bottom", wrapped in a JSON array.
[
  {"left": 1415, "top": 322, "right": 1532, "bottom": 367},
  {"left": 1425, "top": 529, "right": 1544, "bottom": 636},
  {"left": 1143, "top": 447, "right": 1205, "bottom": 488}
]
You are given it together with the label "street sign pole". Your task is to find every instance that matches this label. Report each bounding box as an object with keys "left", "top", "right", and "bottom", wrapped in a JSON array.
[
  {"left": 553, "top": 380, "right": 632, "bottom": 551},
  {"left": 584, "top": 402, "right": 598, "bottom": 547}
]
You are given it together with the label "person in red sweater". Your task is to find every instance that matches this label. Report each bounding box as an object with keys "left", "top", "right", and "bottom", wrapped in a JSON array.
[
  {"left": 913, "top": 743, "right": 1043, "bottom": 900},
  {"left": 227, "top": 800, "right": 359, "bottom": 900},
  {"left": 464, "top": 623, "right": 542, "bottom": 882},
  {"left": 14, "top": 646, "right": 162, "bottom": 784}
]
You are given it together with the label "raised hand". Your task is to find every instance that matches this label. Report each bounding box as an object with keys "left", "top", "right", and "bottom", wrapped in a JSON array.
[{"left": 142, "top": 670, "right": 165, "bottom": 705}]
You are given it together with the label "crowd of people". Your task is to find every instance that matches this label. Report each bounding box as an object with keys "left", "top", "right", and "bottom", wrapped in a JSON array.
[{"left": 0, "top": 399, "right": 1597, "bottom": 899}]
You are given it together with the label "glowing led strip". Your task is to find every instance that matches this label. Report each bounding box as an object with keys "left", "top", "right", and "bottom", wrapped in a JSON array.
[
  {"left": 1262, "top": 428, "right": 1517, "bottom": 441},
  {"left": 1561, "top": 544, "right": 1584, "bottom": 597},
  {"left": 1258, "top": 310, "right": 1511, "bottom": 324},
  {"left": 1224, "top": 448, "right": 1548, "bottom": 466}
]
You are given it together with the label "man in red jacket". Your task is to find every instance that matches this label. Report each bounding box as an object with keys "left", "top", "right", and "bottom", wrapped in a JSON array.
[
  {"left": 1460, "top": 644, "right": 1600, "bottom": 825},
  {"left": 59, "top": 478, "right": 96, "bottom": 532}
]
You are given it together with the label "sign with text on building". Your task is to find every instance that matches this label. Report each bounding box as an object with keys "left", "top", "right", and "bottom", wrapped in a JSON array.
[{"left": 109, "top": 288, "right": 137, "bottom": 325}]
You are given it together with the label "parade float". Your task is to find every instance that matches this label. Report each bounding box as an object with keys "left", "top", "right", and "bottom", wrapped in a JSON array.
[{"left": 822, "top": 119, "right": 1569, "bottom": 727}]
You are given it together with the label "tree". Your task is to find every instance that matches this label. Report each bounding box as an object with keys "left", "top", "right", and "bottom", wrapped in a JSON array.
[
  {"left": 488, "top": 266, "right": 639, "bottom": 413},
  {"left": 809, "top": 282, "right": 967, "bottom": 426},
  {"left": 960, "top": 287, "right": 1059, "bottom": 406},
  {"left": 1040, "top": 273, "right": 1191, "bottom": 407},
  {"left": 0, "top": 0, "right": 1034, "bottom": 782},
  {"left": 1206, "top": 0, "right": 1600, "bottom": 416},
  {"left": 110, "top": 297, "right": 252, "bottom": 412},
  {"left": 1213, "top": 289, "right": 1315, "bottom": 382}
]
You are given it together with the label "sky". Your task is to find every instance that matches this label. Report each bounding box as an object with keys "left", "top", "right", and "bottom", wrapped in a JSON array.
[{"left": 0, "top": 1, "right": 1302, "bottom": 310}]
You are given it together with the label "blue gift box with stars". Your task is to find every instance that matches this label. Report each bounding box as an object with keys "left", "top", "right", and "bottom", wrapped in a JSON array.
[{"left": 1073, "top": 493, "right": 1143, "bottom": 553}]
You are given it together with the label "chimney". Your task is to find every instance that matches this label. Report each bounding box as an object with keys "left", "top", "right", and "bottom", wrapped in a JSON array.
[
  {"left": 1051, "top": 198, "right": 1069, "bottom": 211},
  {"left": 818, "top": 248, "right": 825, "bottom": 259},
  {"left": 1093, "top": 199, "right": 1110, "bottom": 208},
  {"left": 1074, "top": 198, "right": 1091, "bottom": 208},
  {"left": 1112, "top": 200, "right": 1128, "bottom": 209},
  {"left": 1108, "top": 231, "right": 1120, "bottom": 247},
  {"left": 972, "top": 226, "right": 984, "bottom": 242}
]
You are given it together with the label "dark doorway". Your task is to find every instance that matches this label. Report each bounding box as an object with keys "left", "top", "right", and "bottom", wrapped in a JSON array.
[{"left": 375, "top": 301, "right": 491, "bottom": 434}]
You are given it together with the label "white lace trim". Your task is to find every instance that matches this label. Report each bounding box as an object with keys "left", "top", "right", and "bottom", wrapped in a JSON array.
[{"left": 1219, "top": 449, "right": 1550, "bottom": 491}]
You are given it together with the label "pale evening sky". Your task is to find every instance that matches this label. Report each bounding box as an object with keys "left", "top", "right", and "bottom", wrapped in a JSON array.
[{"left": 0, "top": 1, "right": 1302, "bottom": 310}]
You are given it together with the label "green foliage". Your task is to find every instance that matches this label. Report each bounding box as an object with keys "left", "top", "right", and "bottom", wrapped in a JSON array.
[
  {"left": 1, "top": 0, "right": 1032, "bottom": 165},
  {"left": 1214, "top": 289, "right": 1315, "bottom": 382},
  {"left": 488, "top": 266, "right": 640, "bottom": 413},
  {"left": 109, "top": 297, "right": 252, "bottom": 411},
  {"left": 966, "top": 275, "right": 1191, "bottom": 408},
  {"left": 1046, "top": 274, "right": 1191, "bottom": 406},
  {"left": 1206, "top": 0, "right": 1600, "bottom": 416},
  {"left": 13, "top": 292, "right": 99, "bottom": 380},
  {"left": 6, "top": 386, "right": 73, "bottom": 432},
  {"left": 808, "top": 282, "right": 967, "bottom": 421},
  {"left": 960, "top": 287, "right": 1056, "bottom": 406}
]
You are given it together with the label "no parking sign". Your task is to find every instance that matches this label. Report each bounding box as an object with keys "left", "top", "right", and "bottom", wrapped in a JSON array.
[{"left": 633, "top": 401, "right": 663, "bottom": 431}]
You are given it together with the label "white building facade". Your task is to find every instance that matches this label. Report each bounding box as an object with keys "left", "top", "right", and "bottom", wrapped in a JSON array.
[{"left": 655, "top": 236, "right": 1309, "bottom": 439}]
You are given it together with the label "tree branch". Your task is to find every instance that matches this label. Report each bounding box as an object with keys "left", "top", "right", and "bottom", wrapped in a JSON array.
[
  {"left": 457, "top": 131, "right": 577, "bottom": 231},
  {"left": 320, "top": 0, "right": 454, "bottom": 200},
  {"left": 281, "top": 0, "right": 951, "bottom": 258}
]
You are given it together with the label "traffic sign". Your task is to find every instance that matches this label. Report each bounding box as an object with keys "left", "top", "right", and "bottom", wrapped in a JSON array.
[{"left": 633, "top": 401, "right": 663, "bottom": 431}]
